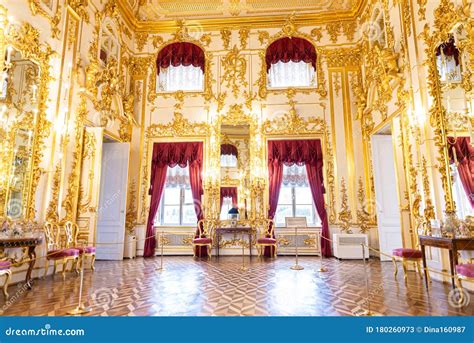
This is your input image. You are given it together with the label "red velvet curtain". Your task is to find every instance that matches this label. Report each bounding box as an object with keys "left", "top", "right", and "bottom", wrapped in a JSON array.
[
  {"left": 448, "top": 137, "right": 474, "bottom": 208},
  {"left": 144, "top": 142, "right": 204, "bottom": 257},
  {"left": 436, "top": 36, "right": 460, "bottom": 66},
  {"left": 267, "top": 139, "right": 331, "bottom": 257},
  {"left": 220, "top": 187, "right": 238, "bottom": 209},
  {"left": 220, "top": 144, "right": 238, "bottom": 158},
  {"left": 306, "top": 164, "right": 331, "bottom": 257},
  {"left": 156, "top": 42, "right": 205, "bottom": 74},
  {"left": 265, "top": 37, "right": 316, "bottom": 72}
]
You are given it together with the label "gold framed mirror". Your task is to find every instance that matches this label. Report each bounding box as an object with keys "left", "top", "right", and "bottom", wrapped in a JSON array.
[{"left": 0, "top": 10, "right": 53, "bottom": 221}]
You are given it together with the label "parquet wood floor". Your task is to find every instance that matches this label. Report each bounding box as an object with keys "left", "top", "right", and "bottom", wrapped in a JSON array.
[{"left": 1, "top": 256, "right": 472, "bottom": 316}]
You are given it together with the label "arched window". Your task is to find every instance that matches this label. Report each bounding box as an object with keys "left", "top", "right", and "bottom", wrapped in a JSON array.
[
  {"left": 436, "top": 36, "right": 462, "bottom": 83},
  {"left": 156, "top": 42, "right": 205, "bottom": 92},
  {"left": 265, "top": 37, "right": 316, "bottom": 88}
]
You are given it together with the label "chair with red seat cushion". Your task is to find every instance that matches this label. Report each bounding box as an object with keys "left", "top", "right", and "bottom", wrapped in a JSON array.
[
  {"left": 43, "top": 221, "right": 80, "bottom": 280},
  {"left": 0, "top": 260, "right": 12, "bottom": 299},
  {"left": 255, "top": 219, "right": 277, "bottom": 258},
  {"left": 192, "top": 219, "right": 214, "bottom": 258},
  {"left": 391, "top": 247, "right": 427, "bottom": 283},
  {"left": 67, "top": 221, "right": 96, "bottom": 271},
  {"left": 455, "top": 263, "right": 474, "bottom": 307}
]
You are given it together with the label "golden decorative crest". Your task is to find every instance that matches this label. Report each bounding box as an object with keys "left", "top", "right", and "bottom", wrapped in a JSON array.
[
  {"left": 338, "top": 178, "right": 353, "bottom": 233},
  {"left": 262, "top": 101, "right": 325, "bottom": 135},
  {"left": 146, "top": 112, "right": 210, "bottom": 138}
]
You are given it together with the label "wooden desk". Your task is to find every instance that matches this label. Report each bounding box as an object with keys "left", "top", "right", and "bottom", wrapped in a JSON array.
[
  {"left": 419, "top": 235, "right": 474, "bottom": 288},
  {"left": 0, "top": 235, "right": 43, "bottom": 288},
  {"left": 216, "top": 227, "right": 253, "bottom": 257}
]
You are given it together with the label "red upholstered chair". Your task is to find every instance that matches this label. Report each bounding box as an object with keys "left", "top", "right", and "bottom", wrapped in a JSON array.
[
  {"left": 256, "top": 219, "right": 277, "bottom": 258},
  {"left": 456, "top": 263, "right": 474, "bottom": 305},
  {"left": 392, "top": 247, "right": 428, "bottom": 282},
  {"left": 68, "top": 221, "right": 96, "bottom": 271},
  {"left": 43, "top": 222, "right": 80, "bottom": 280},
  {"left": 192, "top": 219, "right": 214, "bottom": 258},
  {"left": 0, "top": 260, "right": 12, "bottom": 299}
]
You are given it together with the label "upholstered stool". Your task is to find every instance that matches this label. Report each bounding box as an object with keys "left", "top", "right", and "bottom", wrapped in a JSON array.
[
  {"left": 0, "top": 260, "right": 12, "bottom": 299},
  {"left": 456, "top": 263, "right": 474, "bottom": 306},
  {"left": 392, "top": 248, "right": 426, "bottom": 283}
]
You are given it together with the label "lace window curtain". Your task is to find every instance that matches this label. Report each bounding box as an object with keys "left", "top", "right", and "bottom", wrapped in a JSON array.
[
  {"left": 157, "top": 65, "right": 204, "bottom": 92},
  {"left": 267, "top": 61, "right": 315, "bottom": 88},
  {"left": 281, "top": 165, "right": 309, "bottom": 187},
  {"left": 165, "top": 165, "right": 190, "bottom": 188}
]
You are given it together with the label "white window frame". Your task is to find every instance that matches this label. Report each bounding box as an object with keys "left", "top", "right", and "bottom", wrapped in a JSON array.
[
  {"left": 156, "top": 187, "right": 196, "bottom": 227},
  {"left": 275, "top": 185, "right": 319, "bottom": 227}
]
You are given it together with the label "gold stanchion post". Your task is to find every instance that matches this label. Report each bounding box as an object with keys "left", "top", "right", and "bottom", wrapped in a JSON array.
[
  {"left": 240, "top": 232, "right": 248, "bottom": 271},
  {"left": 290, "top": 225, "right": 304, "bottom": 270},
  {"left": 67, "top": 243, "right": 92, "bottom": 315},
  {"left": 157, "top": 231, "right": 165, "bottom": 271},
  {"left": 317, "top": 232, "right": 327, "bottom": 272}
]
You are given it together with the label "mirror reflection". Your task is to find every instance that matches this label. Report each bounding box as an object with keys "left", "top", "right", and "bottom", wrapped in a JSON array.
[
  {"left": 219, "top": 124, "right": 250, "bottom": 221},
  {"left": 0, "top": 48, "right": 39, "bottom": 219}
]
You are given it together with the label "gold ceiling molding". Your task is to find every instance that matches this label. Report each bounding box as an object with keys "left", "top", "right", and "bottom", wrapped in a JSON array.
[{"left": 116, "top": 0, "right": 368, "bottom": 33}]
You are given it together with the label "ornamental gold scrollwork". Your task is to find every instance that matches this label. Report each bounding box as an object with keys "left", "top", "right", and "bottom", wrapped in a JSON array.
[
  {"left": 338, "top": 177, "right": 353, "bottom": 233},
  {"left": 28, "top": 0, "right": 62, "bottom": 39},
  {"left": 357, "top": 177, "right": 370, "bottom": 233},
  {"left": 419, "top": 0, "right": 473, "bottom": 213},
  {"left": 262, "top": 101, "right": 325, "bottom": 135},
  {"left": 2, "top": 18, "right": 54, "bottom": 221},
  {"left": 221, "top": 45, "right": 247, "bottom": 97}
]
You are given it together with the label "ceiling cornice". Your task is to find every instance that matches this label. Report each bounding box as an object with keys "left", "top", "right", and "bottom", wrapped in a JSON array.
[{"left": 117, "top": 0, "right": 368, "bottom": 33}]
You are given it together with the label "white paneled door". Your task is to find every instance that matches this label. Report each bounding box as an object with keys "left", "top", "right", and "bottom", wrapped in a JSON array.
[
  {"left": 372, "top": 135, "right": 402, "bottom": 261},
  {"left": 96, "top": 142, "right": 130, "bottom": 260}
]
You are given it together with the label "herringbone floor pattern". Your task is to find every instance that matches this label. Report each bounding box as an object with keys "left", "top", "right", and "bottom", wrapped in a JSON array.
[{"left": 1, "top": 256, "right": 472, "bottom": 316}]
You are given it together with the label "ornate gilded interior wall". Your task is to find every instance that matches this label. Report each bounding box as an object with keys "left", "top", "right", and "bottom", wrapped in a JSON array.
[{"left": 2, "top": 0, "right": 473, "bottom": 275}]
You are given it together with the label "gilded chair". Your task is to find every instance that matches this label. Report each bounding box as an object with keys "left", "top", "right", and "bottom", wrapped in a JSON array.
[
  {"left": 43, "top": 221, "right": 80, "bottom": 280},
  {"left": 192, "top": 219, "right": 214, "bottom": 258},
  {"left": 68, "top": 221, "right": 96, "bottom": 271},
  {"left": 391, "top": 247, "right": 428, "bottom": 283},
  {"left": 455, "top": 263, "right": 474, "bottom": 306},
  {"left": 255, "top": 219, "right": 277, "bottom": 258},
  {"left": 0, "top": 260, "right": 12, "bottom": 299}
]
